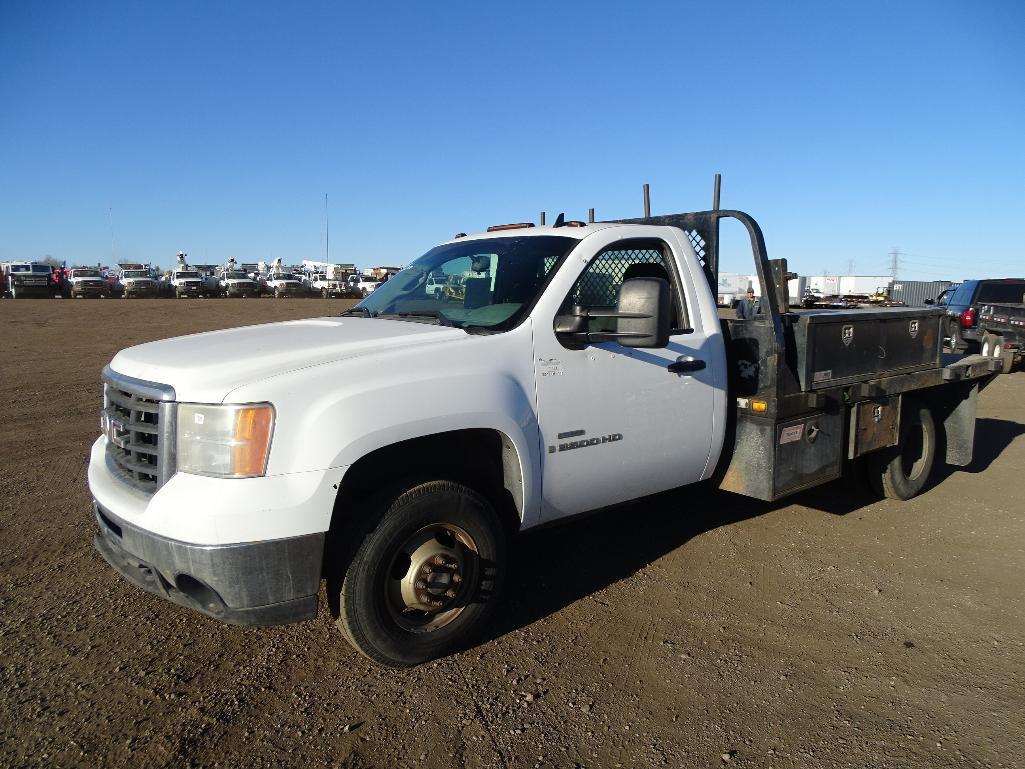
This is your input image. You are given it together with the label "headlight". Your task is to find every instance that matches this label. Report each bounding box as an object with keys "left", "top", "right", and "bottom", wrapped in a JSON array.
[{"left": 176, "top": 403, "right": 274, "bottom": 478}]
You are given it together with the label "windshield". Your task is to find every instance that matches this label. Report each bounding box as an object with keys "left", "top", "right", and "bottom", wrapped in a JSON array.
[
  {"left": 224, "top": 271, "right": 248, "bottom": 279},
  {"left": 11, "top": 264, "right": 50, "bottom": 274},
  {"left": 271, "top": 273, "right": 295, "bottom": 280},
  {"left": 176, "top": 271, "right": 200, "bottom": 279},
  {"left": 123, "top": 270, "right": 148, "bottom": 278},
  {"left": 73, "top": 269, "right": 102, "bottom": 278},
  {"left": 354, "top": 235, "right": 576, "bottom": 330},
  {"left": 978, "top": 282, "right": 1025, "bottom": 304}
]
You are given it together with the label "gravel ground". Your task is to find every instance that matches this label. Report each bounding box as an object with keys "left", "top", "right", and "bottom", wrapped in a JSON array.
[{"left": 1, "top": 298, "right": 1023, "bottom": 769}]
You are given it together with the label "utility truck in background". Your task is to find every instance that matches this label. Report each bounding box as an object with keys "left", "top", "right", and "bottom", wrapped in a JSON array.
[
  {"left": 118, "top": 265, "right": 160, "bottom": 298},
  {"left": 348, "top": 273, "right": 381, "bottom": 296},
  {"left": 264, "top": 271, "right": 304, "bottom": 298},
  {"left": 217, "top": 269, "right": 259, "bottom": 298},
  {"left": 90, "top": 179, "right": 1001, "bottom": 668},
  {"left": 67, "top": 268, "right": 109, "bottom": 298},
  {"left": 2, "top": 262, "right": 54, "bottom": 298},
  {"left": 170, "top": 269, "right": 205, "bottom": 299}
]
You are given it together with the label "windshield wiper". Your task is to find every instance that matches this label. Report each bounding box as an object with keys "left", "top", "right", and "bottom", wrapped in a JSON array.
[
  {"left": 378, "top": 310, "right": 459, "bottom": 327},
  {"left": 340, "top": 306, "right": 373, "bottom": 318}
]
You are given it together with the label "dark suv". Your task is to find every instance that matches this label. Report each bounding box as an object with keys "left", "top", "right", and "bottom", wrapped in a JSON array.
[{"left": 934, "top": 278, "right": 1025, "bottom": 352}]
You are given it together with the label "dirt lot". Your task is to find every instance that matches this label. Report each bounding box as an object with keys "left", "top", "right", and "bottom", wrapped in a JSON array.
[{"left": 1, "top": 298, "right": 1023, "bottom": 769}]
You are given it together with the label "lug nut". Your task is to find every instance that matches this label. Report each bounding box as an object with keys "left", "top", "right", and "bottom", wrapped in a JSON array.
[
  {"left": 415, "top": 580, "right": 426, "bottom": 590},
  {"left": 452, "top": 574, "right": 462, "bottom": 584},
  {"left": 432, "top": 555, "right": 446, "bottom": 565},
  {"left": 444, "top": 589, "right": 456, "bottom": 598}
]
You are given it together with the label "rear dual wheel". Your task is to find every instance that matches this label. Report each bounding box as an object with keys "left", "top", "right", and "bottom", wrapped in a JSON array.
[
  {"left": 981, "top": 333, "right": 1010, "bottom": 374},
  {"left": 867, "top": 400, "right": 936, "bottom": 500},
  {"left": 335, "top": 480, "right": 506, "bottom": 668}
]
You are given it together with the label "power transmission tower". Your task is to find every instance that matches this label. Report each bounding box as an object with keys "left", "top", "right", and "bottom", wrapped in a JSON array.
[{"left": 888, "top": 248, "right": 901, "bottom": 280}]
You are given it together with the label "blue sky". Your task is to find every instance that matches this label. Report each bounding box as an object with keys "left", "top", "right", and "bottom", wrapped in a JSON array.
[{"left": 1, "top": 0, "right": 1023, "bottom": 280}]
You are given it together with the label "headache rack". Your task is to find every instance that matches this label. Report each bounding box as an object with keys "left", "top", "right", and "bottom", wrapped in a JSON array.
[{"left": 101, "top": 367, "right": 177, "bottom": 492}]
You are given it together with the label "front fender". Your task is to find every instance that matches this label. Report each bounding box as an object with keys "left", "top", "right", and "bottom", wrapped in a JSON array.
[{"left": 223, "top": 328, "right": 542, "bottom": 525}]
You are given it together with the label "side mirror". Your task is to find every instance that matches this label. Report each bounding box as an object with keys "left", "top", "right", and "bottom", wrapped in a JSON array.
[
  {"left": 553, "top": 277, "right": 671, "bottom": 349},
  {"left": 615, "top": 277, "right": 671, "bottom": 348},
  {"left": 924, "top": 299, "right": 935, "bottom": 305}
]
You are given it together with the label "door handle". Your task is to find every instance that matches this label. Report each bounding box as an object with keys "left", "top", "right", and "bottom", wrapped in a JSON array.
[{"left": 667, "top": 357, "right": 706, "bottom": 374}]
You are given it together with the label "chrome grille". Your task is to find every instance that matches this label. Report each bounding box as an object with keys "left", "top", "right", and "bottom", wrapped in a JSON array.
[{"left": 101, "top": 367, "right": 176, "bottom": 493}]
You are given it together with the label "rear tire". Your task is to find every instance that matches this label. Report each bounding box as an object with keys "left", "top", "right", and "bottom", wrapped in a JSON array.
[
  {"left": 983, "top": 333, "right": 1008, "bottom": 374},
  {"left": 867, "top": 400, "right": 936, "bottom": 500},
  {"left": 949, "top": 319, "right": 968, "bottom": 353},
  {"left": 334, "top": 480, "right": 507, "bottom": 668}
]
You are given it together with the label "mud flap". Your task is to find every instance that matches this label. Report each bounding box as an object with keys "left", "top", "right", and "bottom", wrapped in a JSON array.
[{"left": 941, "top": 382, "right": 978, "bottom": 467}]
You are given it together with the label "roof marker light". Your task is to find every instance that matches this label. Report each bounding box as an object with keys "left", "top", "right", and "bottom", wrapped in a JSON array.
[{"left": 486, "top": 223, "right": 535, "bottom": 232}]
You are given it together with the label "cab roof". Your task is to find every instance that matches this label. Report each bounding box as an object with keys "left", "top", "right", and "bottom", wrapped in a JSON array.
[{"left": 440, "top": 221, "right": 629, "bottom": 247}]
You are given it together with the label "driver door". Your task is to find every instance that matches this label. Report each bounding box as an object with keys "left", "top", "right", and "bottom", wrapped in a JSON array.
[{"left": 533, "top": 232, "right": 716, "bottom": 522}]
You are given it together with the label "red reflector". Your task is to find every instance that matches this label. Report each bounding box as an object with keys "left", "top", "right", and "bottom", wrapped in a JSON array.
[{"left": 486, "top": 223, "right": 535, "bottom": 232}]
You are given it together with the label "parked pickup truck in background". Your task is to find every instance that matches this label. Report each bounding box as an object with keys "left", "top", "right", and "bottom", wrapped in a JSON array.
[
  {"left": 90, "top": 190, "right": 1002, "bottom": 668},
  {"left": 934, "top": 278, "right": 1025, "bottom": 353},
  {"left": 170, "top": 269, "right": 205, "bottom": 298},
  {"left": 265, "top": 272, "right": 304, "bottom": 298},
  {"left": 217, "top": 270, "right": 259, "bottom": 298},
  {"left": 67, "top": 268, "right": 108, "bottom": 298},
  {"left": 348, "top": 273, "right": 381, "bottom": 296},
  {"left": 119, "top": 268, "right": 159, "bottom": 298},
  {"left": 309, "top": 272, "right": 351, "bottom": 298}
]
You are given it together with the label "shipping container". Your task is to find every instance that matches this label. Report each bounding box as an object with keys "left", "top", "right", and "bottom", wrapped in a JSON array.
[{"left": 890, "top": 280, "right": 956, "bottom": 307}]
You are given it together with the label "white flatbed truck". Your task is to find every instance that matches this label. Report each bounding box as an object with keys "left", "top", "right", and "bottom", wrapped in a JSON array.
[{"left": 90, "top": 190, "right": 999, "bottom": 667}]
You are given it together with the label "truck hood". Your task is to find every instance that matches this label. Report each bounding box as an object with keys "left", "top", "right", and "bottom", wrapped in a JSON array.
[{"left": 109, "top": 317, "right": 465, "bottom": 402}]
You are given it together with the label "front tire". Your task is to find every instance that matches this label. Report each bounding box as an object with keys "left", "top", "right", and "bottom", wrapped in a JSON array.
[
  {"left": 335, "top": 480, "right": 507, "bottom": 668},
  {"left": 868, "top": 400, "right": 937, "bottom": 500}
]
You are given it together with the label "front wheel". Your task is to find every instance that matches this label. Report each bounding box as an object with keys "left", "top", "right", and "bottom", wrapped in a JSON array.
[
  {"left": 334, "top": 480, "right": 507, "bottom": 668},
  {"left": 867, "top": 400, "right": 936, "bottom": 500}
]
